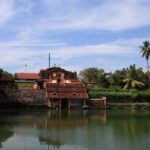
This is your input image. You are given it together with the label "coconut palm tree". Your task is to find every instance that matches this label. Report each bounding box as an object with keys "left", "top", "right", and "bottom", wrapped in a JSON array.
[
  {"left": 140, "top": 41, "right": 150, "bottom": 72},
  {"left": 123, "top": 64, "right": 145, "bottom": 89}
]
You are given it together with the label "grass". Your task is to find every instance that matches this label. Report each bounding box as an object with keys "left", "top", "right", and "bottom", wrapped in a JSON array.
[{"left": 16, "top": 82, "right": 35, "bottom": 88}]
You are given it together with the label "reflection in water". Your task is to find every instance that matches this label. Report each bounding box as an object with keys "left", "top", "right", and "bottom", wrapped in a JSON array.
[
  {"left": 0, "top": 110, "right": 150, "bottom": 150},
  {"left": 108, "top": 111, "right": 150, "bottom": 139},
  {"left": 39, "top": 136, "right": 64, "bottom": 150},
  {"left": 0, "top": 127, "right": 13, "bottom": 148}
]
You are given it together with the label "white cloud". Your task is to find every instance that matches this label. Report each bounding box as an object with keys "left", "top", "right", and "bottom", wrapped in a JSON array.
[
  {"left": 114, "top": 37, "right": 150, "bottom": 47},
  {"left": 51, "top": 44, "right": 134, "bottom": 60},
  {"left": 0, "top": 39, "right": 136, "bottom": 73},
  {"left": 1, "top": 0, "right": 149, "bottom": 42},
  {"left": 0, "top": 0, "right": 33, "bottom": 26},
  {"left": 1, "top": 0, "right": 150, "bottom": 34},
  {"left": 0, "top": 0, "right": 15, "bottom": 24},
  {"left": 0, "top": 39, "right": 66, "bottom": 47},
  {"left": 29, "top": 0, "right": 150, "bottom": 32}
]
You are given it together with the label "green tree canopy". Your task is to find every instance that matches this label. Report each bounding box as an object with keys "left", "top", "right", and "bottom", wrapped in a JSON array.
[
  {"left": 79, "top": 67, "right": 104, "bottom": 84},
  {"left": 140, "top": 41, "right": 150, "bottom": 72},
  {"left": 123, "top": 64, "right": 145, "bottom": 89},
  {"left": 108, "top": 68, "right": 128, "bottom": 87},
  {"left": 0, "top": 68, "right": 14, "bottom": 80}
]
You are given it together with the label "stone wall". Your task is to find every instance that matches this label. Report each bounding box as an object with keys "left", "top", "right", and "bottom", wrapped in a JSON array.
[
  {"left": 13, "top": 89, "right": 48, "bottom": 106},
  {"left": 1, "top": 89, "right": 49, "bottom": 107}
]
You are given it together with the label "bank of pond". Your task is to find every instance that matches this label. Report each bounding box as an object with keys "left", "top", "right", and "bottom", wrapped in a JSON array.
[{"left": 0, "top": 88, "right": 150, "bottom": 110}]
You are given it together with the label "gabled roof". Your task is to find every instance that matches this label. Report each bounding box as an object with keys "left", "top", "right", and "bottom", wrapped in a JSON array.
[
  {"left": 46, "top": 82, "right": 88, "bottom": 99},
  {"left": 15, "top": 73, "right": 39, "bottom": 80}
]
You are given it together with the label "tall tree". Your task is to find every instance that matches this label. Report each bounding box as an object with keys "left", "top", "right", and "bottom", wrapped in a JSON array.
[
  {"left": 79, "top": 67, "right": 104, "bottom": 84},
  {"left": 0, "top": 69, "right": 3, "bottom": 77},
  {"left": 123, "top": 64, "right": 145, "bottom": 89},
  {"left": 108, "top": 68, "right": 127, "bottom": 87},
  {"left": 0, "top": 68, "right": 13, "bottom": 80},
  {"left": 140, "top": 41, "right": 150, "bottom": 72}
]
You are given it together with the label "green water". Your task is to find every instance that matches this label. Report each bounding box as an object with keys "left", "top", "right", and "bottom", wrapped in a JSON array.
[{"left": 0, "top": 109, "right": 150, "bottom": 150}]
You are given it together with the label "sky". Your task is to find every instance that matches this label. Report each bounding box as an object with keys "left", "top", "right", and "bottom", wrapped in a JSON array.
[{"left": 0, "top": 0, "right": 150, "bottom": 74}]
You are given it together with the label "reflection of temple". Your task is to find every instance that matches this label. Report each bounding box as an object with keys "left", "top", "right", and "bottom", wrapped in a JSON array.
[
  {"left": 0, "top": 110, "right": 107, "bottom": 150},
  {"left": 37, "top": 67, "right": 89, "bottom": 109},
  {"left": 8, "top": 110, "right": 107, "bottom": 129}
]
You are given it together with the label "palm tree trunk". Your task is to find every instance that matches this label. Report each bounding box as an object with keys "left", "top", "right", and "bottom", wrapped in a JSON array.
[{"left": 147, "top": 59, "right": 149, "bottom": 72}]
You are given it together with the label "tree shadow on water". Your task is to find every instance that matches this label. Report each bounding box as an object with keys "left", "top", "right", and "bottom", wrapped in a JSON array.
[{"left": 0, "top": 127, "right": 13, "bottom": 148}]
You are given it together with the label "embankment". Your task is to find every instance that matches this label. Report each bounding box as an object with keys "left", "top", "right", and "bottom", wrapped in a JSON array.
[{"left": 0, "top": 89, "right": 49, "bottom": 108}]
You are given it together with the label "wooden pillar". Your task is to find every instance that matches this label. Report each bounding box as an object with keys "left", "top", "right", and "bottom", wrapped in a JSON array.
[
  {"left": 68, "top": 99, "right": 71, "bottom": 109},
  {"left": 59, "top": 99, "right": 61, "bottom": 109},
  {"left": 102, "top": 97, "right": 107, "bottom": 109},
  {"left": 82, "top": 99, "right": 87, "bottom": 108},
  {"left": 83, "top": 99, "right": 86, "bottom": 105},
  {"left": 48, "top": 99, "right": 52, "bottom": 108}
]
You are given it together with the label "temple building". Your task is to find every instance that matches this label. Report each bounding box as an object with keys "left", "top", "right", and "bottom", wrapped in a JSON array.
[{"left": 37, "top": 67, "right": 88, "bottom": 109}]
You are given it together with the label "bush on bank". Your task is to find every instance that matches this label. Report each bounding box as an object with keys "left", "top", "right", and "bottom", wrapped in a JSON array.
[{"left": 87, "top": 88, "right": 150, "bottom": 103}]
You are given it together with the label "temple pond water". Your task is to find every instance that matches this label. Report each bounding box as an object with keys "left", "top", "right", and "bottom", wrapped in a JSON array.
[{"left": 0, "top": 109, "right": 150, "bottom": 150}]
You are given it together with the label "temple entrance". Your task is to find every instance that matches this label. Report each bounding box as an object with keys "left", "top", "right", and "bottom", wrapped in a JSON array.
[
  {"left": 71, "top": 99, "right": 82, "bottom": 107},
  {"left": 61, "top": 99, "right": 68, "bottom": 108}
]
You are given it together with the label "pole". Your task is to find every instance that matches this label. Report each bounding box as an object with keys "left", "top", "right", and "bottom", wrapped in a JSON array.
[{"left": 49, "top": 53, "right": 50, "bottom": 68}]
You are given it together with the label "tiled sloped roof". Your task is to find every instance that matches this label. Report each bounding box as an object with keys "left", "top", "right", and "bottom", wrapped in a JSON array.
[
  {"left": 15, "top": 73, "right": 39, "bottom": 80},
  {"left": 46, "top": 82, "right": 88, "bottom": 99}
]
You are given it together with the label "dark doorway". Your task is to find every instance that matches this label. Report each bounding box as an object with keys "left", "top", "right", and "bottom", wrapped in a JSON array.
[{"left": 61, "top": 99, "right": 68, "bottom": 108}]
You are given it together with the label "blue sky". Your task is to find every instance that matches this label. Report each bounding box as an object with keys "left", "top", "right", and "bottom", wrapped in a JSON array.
[{"left": 0, "top": 0, "right": 150, "bottom": 73}]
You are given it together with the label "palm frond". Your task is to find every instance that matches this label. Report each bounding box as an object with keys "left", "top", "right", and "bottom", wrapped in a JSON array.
[{"left": 123, "top": 78, "right": 129, "bottom": 83}]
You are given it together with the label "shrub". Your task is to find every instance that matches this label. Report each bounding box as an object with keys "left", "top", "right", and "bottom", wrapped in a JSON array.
[{"left": 88, "top": 90, "right": 150, "bottom": 103}]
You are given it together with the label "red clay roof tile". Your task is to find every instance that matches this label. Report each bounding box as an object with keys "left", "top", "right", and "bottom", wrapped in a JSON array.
[{"left": 15, "top": 73, "right": 39, "bottom": 80}]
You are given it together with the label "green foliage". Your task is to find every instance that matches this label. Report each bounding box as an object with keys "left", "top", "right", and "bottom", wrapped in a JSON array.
[
  {"left": 140, "top": 41, "right": 150, "bottom": 72},
  {"left": 80, "top": 64, "right": 149, "bottom": 89},
  {"left": 79, "top": 67, "right": 111, "bottom": 88},
  {"left": 88, "top": 88, "right": 150, "bottom": 103},
  {"left": 0, "top": 68, "right": 14, "bottom": 80},
  {"left": 98, "top": 74, "right": 110, "bottom": 88},
  {"left": 79, "top": 67, "right": 104, "bottom": 84},
  {"left": 108, "top": 68, "right": 127, "bottom": 87},
  {"left": 0, "top": 69, "right": 4, "bottom": 75},
  {"left": 145, "top": 72, "right": 150, "bottom": 87},
  {"left": 123, "top": 64, "right": 145, "bottom": 89},
  {"left": 108, "top": 86, "right": 122, "bottom": 92},
  {"left": 88, "top": 91, "right": 136, "bottom": 102}
]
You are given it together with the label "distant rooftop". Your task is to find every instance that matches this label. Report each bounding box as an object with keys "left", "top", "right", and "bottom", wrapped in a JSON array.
[{"left": 15, "top": 73, "right": 39, "bottom": 80}]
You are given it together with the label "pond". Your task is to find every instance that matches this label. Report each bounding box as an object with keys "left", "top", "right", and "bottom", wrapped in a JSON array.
[{"left": 0, "top": 109, "right": 150, "bottom": 150}]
